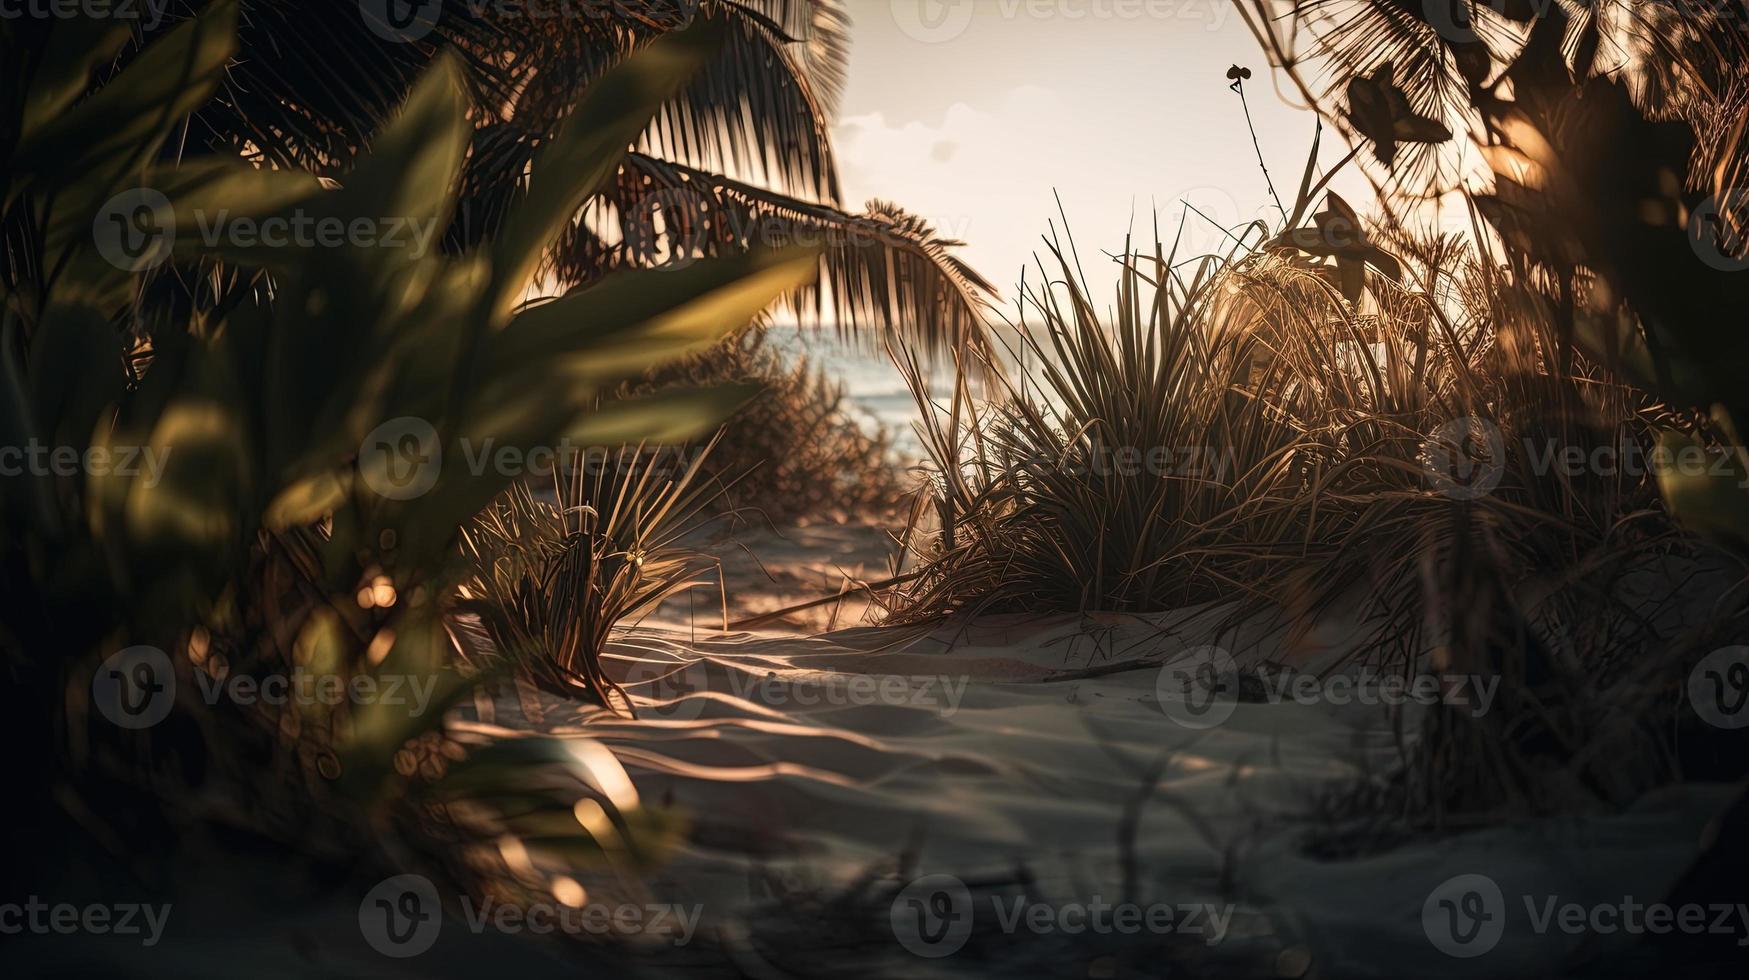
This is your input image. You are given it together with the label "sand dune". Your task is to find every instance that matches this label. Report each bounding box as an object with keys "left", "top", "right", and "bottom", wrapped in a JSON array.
[{"left": 447, "top": 605, "right": 1738, "bottom": 976}]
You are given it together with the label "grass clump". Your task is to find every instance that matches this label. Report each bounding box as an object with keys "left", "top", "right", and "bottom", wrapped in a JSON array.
[
  {"left": 459, "top": 443, "right": 725, "bottom": 708},
  {"left": 888, "top": 190, "right": 1747, "bottom": 823},
  {"left": 892, "top": 231, "right": 1321, "bottom": 616}
]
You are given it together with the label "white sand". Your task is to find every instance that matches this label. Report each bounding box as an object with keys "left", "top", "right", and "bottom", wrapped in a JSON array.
[{"left": 447, "top": 536, "right": 1739, "bottom": 976}]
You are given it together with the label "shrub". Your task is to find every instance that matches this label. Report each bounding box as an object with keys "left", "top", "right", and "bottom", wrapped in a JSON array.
[
  {"left": 631, "top": 328, "right": 910, "bottom": 526},
  {"left": 888, "top": 196, "right": 1743, "bottom": 820},
  {"left": 2, "top": 13, "right": 815, "bottom": 922},
  {"left": 458, "top": 443, "right": 725, "bottom": 707}
]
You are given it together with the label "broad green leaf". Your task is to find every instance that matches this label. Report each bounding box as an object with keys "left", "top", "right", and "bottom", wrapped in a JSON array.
[
  {"left": 27, "top": 302, "right": 124, "bottom": 456},
  {"left": 561, "top": 385, "right": 759, "bottom": 447},
  {"left": 126, "top": 396, "right": 250, "bottom": 552},
  {"left": 328, "top": 52, "right": 471, "bottom": 245},
  {"left": 489, "top": 18, "right": 727, "bottom": 317},
  {"left": 264, "top": 470, "right": 351, "bottom": 531},
  {"left": 46, "top": 159, "right": 323, "bottom": 269},
  {"left": 335, "top": 608, "right": 475, "bottom": 799},
  {"left": 485, "top": 245, "right": 822, "bottom": 384},
  {"left": 20, "top": 19, "right": 132, "bottom": 141},
  {"left": 370, "top": 385, "right": 599, "bottom": 570},
  {"left": 1655, "top": 428, "right": 1749, "bottom": 546},
  {"left": 15, "top": 0, "right": 240, "bottom": 185}
]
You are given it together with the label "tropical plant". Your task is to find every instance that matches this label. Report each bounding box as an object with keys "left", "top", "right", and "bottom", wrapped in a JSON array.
[
  {"left": 891, "top": 226, "right": 1322, "bottom": 617},
  {"left": 1222, "top": 0, "right": 1749, "bottom": 839},
  {"left": 1237, "top": 0, "right": 1749, "bottom": 540},
  {"left": 97, "top": 0, "right": 993, "bottom": 355},
  {"left": 1, "top": 7, "right": 818, "bottom": 953},
  {"left": 458, "top": 441, "right": 727, "bottom": 706},
  {"left": 1234, "top": 0, "right": 1749, "bottom": 950},
  {"left": 888, "top": 161, "right": 1735, "bottom": 822}
]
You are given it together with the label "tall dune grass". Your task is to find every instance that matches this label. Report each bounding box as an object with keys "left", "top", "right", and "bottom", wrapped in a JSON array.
[{"left": 887, "top": 200, "right": 1745, "bottom": 820}]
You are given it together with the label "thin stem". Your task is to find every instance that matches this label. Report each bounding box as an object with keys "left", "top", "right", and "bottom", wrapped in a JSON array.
[{"left": 1234, "top": 79, "right": 1289, "bottom": 226}]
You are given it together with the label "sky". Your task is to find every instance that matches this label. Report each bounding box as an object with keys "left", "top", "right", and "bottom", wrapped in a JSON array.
[{"left": 830, "top": 0, "right": 1375, "bottom": 306}]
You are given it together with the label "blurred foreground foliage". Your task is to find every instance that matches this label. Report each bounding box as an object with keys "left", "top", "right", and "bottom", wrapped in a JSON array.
[{"left": 1, "top": 4, "right": 816, "bottom": 951}]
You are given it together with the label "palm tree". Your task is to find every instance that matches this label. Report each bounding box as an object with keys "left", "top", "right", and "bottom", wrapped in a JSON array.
[
  {"left": 1236, "top": 0, "right": 1749, "bottom": 195},
  {"left": 159, "top": 0, "right": 993, "bottom": 355}
]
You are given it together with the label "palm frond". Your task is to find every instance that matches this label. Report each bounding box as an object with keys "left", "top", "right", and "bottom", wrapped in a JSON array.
[
  {"left": 137, "top": 1, "right": 988, "bottom": 356},
  {"left": 558, "top": 153, "right": 996, "bottom": 357},
  {"left": 723, "top": 0, "right": 852, "bottom": 123},
  {"left": 482, "top": 2, "right": 843, "bottom": 202}
]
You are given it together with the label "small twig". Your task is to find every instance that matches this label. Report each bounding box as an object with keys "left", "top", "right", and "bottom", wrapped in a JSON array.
[{"left": 725, "top": 570, "right": 925, "bottom": 630}]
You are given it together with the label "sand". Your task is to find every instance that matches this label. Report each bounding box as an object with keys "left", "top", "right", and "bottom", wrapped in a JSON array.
[{"left": 441, "top": 525, "right": 1740, "bottom": 977}]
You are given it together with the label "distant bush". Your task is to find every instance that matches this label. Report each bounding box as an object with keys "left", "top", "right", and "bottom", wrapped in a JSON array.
[{"left": 632, "top": 328, "right": 911, "bottom": 526}]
